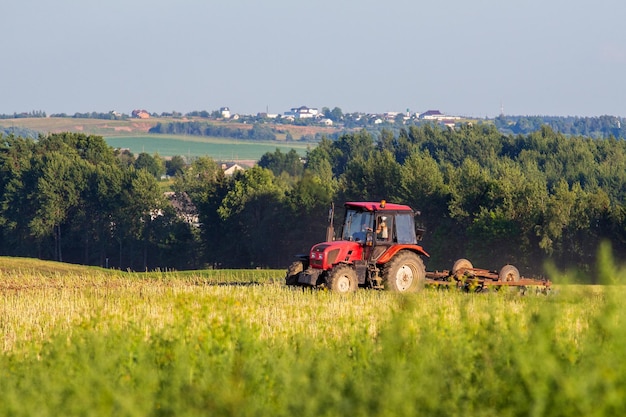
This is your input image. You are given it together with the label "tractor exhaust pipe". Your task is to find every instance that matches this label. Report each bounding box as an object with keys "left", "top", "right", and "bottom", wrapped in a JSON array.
[{"left": 326, "top": 202, "right": 335, "bottom": 241}]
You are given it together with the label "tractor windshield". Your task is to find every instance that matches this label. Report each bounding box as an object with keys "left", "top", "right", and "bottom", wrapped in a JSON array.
[{"left": 342, "top": 209, "right": 374, "bottom": 242}]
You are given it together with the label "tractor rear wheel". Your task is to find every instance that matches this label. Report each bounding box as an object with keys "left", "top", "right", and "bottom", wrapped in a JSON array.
[
  {"left": 383, "top": 251, "right": 425, "bottom": 292},
  {"left": 499, "top": 264, "right": 520, "bottom": 282},
  {"left": 327, "top": 264, "right": 358, "bottom": 293},
  {"left": 452, "top": 258, "right": 473, "bottom": 274},
  {"left": 498, "top": 264, "right": 523, "bottom": 293}
]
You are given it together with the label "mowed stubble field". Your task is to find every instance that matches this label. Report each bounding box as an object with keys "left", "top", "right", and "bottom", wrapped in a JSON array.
[{"left": 1, "top": 254, "right": 626, "bottom": 416}]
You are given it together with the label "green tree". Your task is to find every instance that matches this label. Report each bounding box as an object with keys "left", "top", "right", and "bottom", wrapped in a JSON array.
[
  {"left": 330, "top": 107, "right": 343, "bottom": 122},
  {"left": 0, "top": 135, "right": 37, "bottom": 255},
  {"left": 29, "top": 151, "right": 86, "bottom": 261},
  {"left": 339, "top": 149, "right": 402, "bottom": 202},
  {"left": 172, "top": 156, "right": 229, "bottom": 266},
  {"left": 330, "top": 130, "right": 375, "bottom": 176},
  {"left": 74, "top": 162, "right": 125, "bottom": 265},
  {"left": 464, "top": 159, "right": 547, "bottom": 267},
  {"left": 378, "top": 128, "right": 395, "bottom": 153},
  {"left": 166, "top": 155, "right": 186, "bottom": 177},
  {"left": 447, "top": 158, "right": 494, "bottom": 221},
  {"left": 258, "top": 148, "right": 303, "bottom": 177},
  {"left": 283, "top": 172, "right": 337, "bottom": 254},
  {"left": 118, "top": 168, "right": 163, "bottom": 270},
  {"left": 33, "top": 133, "right": 128, "bottom": 264},
  {"left": 115, "top": 148, "right": 135, "bottom": 167},
  {"left": 135, "top": 152, "right": 165, "bottom": 179},
  {"left": 218, "top": 166, "right": 289, "bottom": 267},
  {"left": 305, "top": 137, "right": 334, "bottom": 177}
]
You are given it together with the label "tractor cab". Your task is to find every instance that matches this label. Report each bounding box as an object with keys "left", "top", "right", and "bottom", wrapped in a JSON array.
[{"left": 341, "top": 201, "right": 423, "bottom": 247}]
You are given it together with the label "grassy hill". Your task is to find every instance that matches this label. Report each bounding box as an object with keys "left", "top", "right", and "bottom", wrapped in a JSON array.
[
  {"left": 0, "top": 117, "right": 155, "bottom": 137},
  {"left": 0, "top": 256, "right": 283, "bottom": 288},
  {"left": 0, "top": 116, "right": 337, "bottom": 140},
  {"left": 0, "top": 256, "right": 110, "bottom": 277},
  {"left": 0, "top": 116, "right": 333, "bottom": 160}
]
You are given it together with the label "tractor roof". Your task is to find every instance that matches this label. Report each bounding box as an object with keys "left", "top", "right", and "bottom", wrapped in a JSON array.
[{"left": 345, "top": 201, "right": 414, "bottom": 212}]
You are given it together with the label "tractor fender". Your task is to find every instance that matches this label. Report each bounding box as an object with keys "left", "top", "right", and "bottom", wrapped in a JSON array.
[{"left": 376, "top": 244, "right": 429, "bottom": 265}]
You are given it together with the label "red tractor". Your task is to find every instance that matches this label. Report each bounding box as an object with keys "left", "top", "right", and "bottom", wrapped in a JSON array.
[{"left": 285, "top": 200, "right": 429, "bottom": 293}]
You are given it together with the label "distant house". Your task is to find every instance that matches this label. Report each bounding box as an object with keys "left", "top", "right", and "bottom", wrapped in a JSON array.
[
  {"left": 132, "top": 109, "right": 150, "bottom": 119},
  {"left": 220, "top": 107, "right": 231, "bottom": 118},
  {"left": 257, "top": 112, "right": 279, "bottom": 119},
  {"left": 284, "top": 106, "right": 319, "bottom": 119},
  {"left": 419, "top": 110, "right": 445, "bottom": 120},
  {"left": 221, "top": 162, "right": 246, "bottom": 176},
  {"left": 420, "top": 110, "right": 461, "bottom": 122},
  {"left": 164, "top": 191, "right": 199, "bottom": 226},
  {"left": 384, "top": 112, "right": 400, "bottom": 121}
]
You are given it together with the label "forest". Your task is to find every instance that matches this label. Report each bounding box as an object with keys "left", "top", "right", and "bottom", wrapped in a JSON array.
[{"left": 1, "top": 124, "right": 625, "bottom": 281}]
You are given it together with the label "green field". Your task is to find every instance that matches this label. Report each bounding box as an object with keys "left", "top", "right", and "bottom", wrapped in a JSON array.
[
  {"left": 104, "top": 135, "right": 311, "bottom": 161},
  {"left": 0, "top": 117, "right": 315, "bottom": 161},
  {"left": 1, "top": 255, "right": 626, "bottom": 416}
]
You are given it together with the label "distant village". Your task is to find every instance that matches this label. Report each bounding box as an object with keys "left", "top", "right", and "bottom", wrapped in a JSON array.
[
  {"left": 123, "top": 106, "right": 625, "bottom": 140},
  {"left": 129, "top": 106, "right": 464, "bottom": 129},
  {"left": 5, "top": 105, "right": 623, "bottom": 141}
]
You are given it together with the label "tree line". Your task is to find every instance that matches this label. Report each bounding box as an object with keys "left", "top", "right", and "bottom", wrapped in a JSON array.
[
  {"left": 148, "top": 121, "right": 277, "bottom": 141},
  {"left": 1, "top": 125, "right": 625, "bottom": 280},
  {"left": 495, "top": 114, "right": 625, "bottom": 139},
  {"left": 0, "top": 133, "right": 197, "bottom": 270}
]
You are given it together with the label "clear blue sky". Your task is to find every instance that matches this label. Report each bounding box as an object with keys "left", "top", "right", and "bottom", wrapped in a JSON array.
[{"left": 3, "top": 0, "right": 626, "bottom": 117}]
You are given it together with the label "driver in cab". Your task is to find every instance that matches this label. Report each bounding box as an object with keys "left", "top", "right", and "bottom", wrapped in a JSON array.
[{"left": 376, "top": 216, "right": 388, "bottom": 240}]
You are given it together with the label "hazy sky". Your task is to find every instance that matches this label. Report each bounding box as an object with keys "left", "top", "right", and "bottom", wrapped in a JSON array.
[{"left": 3, "top": 0, "right": 625, "bottom": 117}]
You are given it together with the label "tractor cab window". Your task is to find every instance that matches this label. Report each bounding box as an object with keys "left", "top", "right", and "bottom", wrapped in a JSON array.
[
  {"left": 395, "top": 213, "right": 418, "bottom": 244},
  {"left": 376, "top": 215, "right": 391, "bottom": 241},
  {"left": 342, "top": 210, "right": 374, "bottom": 242}
]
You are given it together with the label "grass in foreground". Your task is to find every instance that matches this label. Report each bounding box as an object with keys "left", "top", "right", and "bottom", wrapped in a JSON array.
[{"left": 0, "top": 254, "right": 625, "bottom": 416}]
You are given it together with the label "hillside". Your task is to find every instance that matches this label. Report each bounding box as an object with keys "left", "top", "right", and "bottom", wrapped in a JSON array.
[
  {"left": 0, "top": 116, "right": 339, "bottom": 140},
  {"left": 0, "top": 256, "right": 109, "bottom": 277},
  {"left": 0, "top": 256, "right": 281, "bottom": 288}
]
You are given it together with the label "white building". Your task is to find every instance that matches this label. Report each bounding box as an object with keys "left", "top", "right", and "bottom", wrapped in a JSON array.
[
  {"left": 419, "top": 110, "right": 461, "bottom": 121},
  {"left": 284, "top": 106, "right": 319, "bottom": 119}
]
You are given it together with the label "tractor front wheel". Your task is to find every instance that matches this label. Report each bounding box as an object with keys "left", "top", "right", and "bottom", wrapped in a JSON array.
[
  {"left": 285, "top": 260, "right": 305, "bottom": 285},
  {"left": 327, "top": 265, "right": 358, "bottom": 293},
  {"left": 383, "top": 251, "right": 426, "bottom": 292}
]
